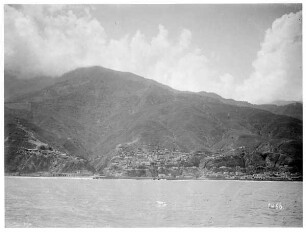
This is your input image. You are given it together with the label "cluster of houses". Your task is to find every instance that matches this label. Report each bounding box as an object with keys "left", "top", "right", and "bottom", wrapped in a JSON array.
[
  {"left": 111, "top": 146, "right": 191, "bottom": 168},
  {"left": 203, "top": 166, "right": 300, "bottom": 181},
  {"left": 104, "top": 145, "right": 302, "bottom": 181},
  {"left": 104, "top": 145, "right": 197, "bottom": 178}
]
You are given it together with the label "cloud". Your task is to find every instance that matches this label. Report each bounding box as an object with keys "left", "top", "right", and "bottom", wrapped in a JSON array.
[
  {"left": 4, "top": 5, "right": 302, "bottom": 104},
  {"left": 4, "top": 5, "right": 222, "bottom": 92},
  {"left": 5, "top": 5, "right": 106, "bottom": 77},
  {"left": 235, "top": 10, "right": 302, "bottom": 104}
]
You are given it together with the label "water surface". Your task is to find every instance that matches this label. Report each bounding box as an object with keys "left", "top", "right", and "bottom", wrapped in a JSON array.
[{"left": 5, "top": 177, "right": 303, "bottom": 227}]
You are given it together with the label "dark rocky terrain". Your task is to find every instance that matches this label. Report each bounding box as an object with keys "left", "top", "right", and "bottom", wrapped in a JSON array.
[
  {"left": 5, "top": 109, "right": 94, "bottom": 174},
  {"left": 4, "top": 66, "right": 303, "bottom": 178}
]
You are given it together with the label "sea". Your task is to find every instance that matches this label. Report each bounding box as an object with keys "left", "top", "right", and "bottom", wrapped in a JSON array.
[{"left": 5, "top": 176, "right": 303, "bottom": 227}]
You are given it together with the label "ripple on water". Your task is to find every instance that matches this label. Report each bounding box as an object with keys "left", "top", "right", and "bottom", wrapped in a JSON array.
[{"left": 5, "top": 178, "right": 303, "bottom": 227}]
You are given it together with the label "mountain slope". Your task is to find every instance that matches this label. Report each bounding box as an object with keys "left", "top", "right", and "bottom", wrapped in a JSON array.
[
  {"left": 5, "top": 66, "right": 303, "bottom": 174},
  {"left": 258, "top": 103, "right": 303, "bottom": 120},
  {"left": 4, "top": 108, "right": 95, "bottom": 174},
  {"left": 4, "top": 71, "right": 56, "bottom": 101},
  {"left": 199, "top": 91, "right": 303, "bottom": 120}
]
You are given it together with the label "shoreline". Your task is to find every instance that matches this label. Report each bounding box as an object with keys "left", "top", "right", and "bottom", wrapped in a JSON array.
[{"left": 4, "top": 175, "right": 302, "bottom": 182}]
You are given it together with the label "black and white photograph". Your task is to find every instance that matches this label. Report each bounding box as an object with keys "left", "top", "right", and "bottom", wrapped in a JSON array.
[{"left": 3, "top": 1, "right": 303, "bottom": 228}]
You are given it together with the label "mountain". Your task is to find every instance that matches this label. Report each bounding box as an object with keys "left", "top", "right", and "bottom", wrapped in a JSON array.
[
  {"left": 270, "top": 100, "right": 302, "bottom": 106},
  {"left": 4, "top": 66, "right": 303, "bottom": 176},
  {"left": 5, "top": 71, "right": 302, "bottom": 120},
  {"left": 258, "top": 103, "right": 303, "bottom": 121},
  {"left": 4, "top": 71, "right": 56, "bottom": 101},
  {"left": 198, "top": 91, "right": 302, "bottom": 120}
]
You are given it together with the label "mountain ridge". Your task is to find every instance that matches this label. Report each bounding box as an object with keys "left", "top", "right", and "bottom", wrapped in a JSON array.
[
  {"left": 5, "top": 67, "right": 302, "bottom": 121},
  {"left": 4, "top": 66, "right": 303, "bottom": 176}
]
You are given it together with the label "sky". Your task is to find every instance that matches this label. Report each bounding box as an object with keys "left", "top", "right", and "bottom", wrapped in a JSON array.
[{"left": 4, "top": 4, "right": 302, "bottom": 104}]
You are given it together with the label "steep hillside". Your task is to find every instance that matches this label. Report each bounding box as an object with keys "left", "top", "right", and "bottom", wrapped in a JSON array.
[
  {"left": 4, "top": 71, "right": 56, "bottom": 101},
  {"left": 271, "top": 100, "right": 302, "bottom": 106},
  {"left": 199, "top": 91, "right": 303, "bottom": 120},
  {"left": 258, "top": 103, "right": 303, "bottom": 120},
  {"left": 5, "top": 66, "right": 303, "bottom": 175},
  {"left": 5, "top": 108, "right": 95, "bottom": 174}
]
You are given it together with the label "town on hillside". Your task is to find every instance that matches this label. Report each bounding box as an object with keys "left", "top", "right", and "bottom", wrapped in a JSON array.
[{"left": 101, "top": 144, "right": 302, "bottom": 181}]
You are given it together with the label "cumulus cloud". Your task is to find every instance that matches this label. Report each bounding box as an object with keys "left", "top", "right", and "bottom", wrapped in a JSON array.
[
  {"left": 4, "top": 5, "right": 223, "bottom": 91},
  {"left": 235, "top": 10, "right": 302, "bottom": 104},
  {"left": 4, "top": 5, "right": 302, "bottom": 104},
  {"left": 5, "top": 5, "right": 106, "bottom": 78}
]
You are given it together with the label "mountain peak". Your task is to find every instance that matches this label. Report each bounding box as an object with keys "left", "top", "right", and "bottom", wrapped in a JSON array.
[{"left": 5, "top": 66, "right": 302, "bottom": 175}]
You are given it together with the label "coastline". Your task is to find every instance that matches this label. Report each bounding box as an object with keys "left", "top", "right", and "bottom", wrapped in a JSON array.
[{"left": 4, "top": 174, "right": 302, "bottom": 182}]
